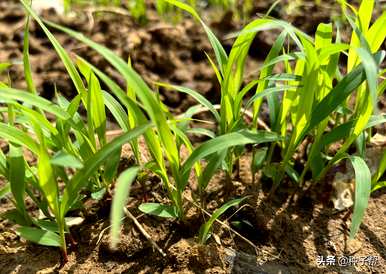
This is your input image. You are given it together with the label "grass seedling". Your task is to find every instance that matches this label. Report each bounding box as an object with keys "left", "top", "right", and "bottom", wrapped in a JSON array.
[
  {"left": 22, "top": 0, "right": 282, "bottom": 224},
  {"left": 2, "top": 2, "right": 382, "bottom": 261},
  {"left": 0, "top": 83, "right": 151, "bottom": 261},
  {"left": 198, "top": 196, "right": 246, "bottom": 244},
  {"left": 165, "top": 0, "right": 385, "bottom": 239},
  {"left": 1, "top": 3, "right": 152, "bottom": 261}
]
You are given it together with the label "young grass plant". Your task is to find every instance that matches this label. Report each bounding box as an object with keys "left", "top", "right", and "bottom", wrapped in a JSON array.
[
  {"left": 165, "top": 0, "right": 386, "bottom": 239},
  {"left": 198, "top": 196, "right": 246, "bottom": 244},
  {"left": 0, "top": 84, "right": 151, "bottom": 260},
  {"left": 29, "top": 2, "right": 281, "bottom": 226},
  {"left": 3, "top": 2, "right": 383, "bottom": 261},
  {"left": 164, "top": 0, "right": 306, "bottom": 190},
  {"left": 1, "top": 5, "right": 152, "bottom": 261}
]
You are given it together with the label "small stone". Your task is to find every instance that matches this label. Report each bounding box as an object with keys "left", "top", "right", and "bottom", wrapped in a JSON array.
[{"left": 345, "top": 238, "right": 362, "bottom": 255}]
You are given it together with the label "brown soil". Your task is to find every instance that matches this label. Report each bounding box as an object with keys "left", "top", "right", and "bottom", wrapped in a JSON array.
[{"left": 0, "top": 1, "right": 385, "bottom": 273}]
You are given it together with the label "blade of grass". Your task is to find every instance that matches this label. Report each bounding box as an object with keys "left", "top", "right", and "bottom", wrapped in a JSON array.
[
  {"left": 23, "top": 15, "right": 36, "bottom": 94},
  {"left": 0, "top": 87, "right": 71, "bottom": 120},
  {"left": 21, "top": 0, "right": 87, "bottom": 101},
  {"left": 156, "top": 83, "right": 221, "bottom": 123},
  {"left": 7, "top": 145, "right": 27, "bottom": 215},
  {"left": 110, "top": 166, "right": 139, "bottom": 248},
  {"left": 61, "top": 123, "right": 152, "bottom": 216},
  {"left": 164, "top": 0, "right": 228, "bottom": 74},
  {"left": 181, "top": 130, "right": 280, "bottom": 184},
  {"left": 347, "top": 155, "right": 371, "bottom": 238},
  {"left": 198, "top": 197, "right": 247, "bottom": 244},
  {"left": 46, "top": 21, "right": 179, "bottom": 170},
  {"left": 0, "top": 123, "right": 40, "bottom": 154},
  {"left": 88, "top": 72, "right": 107, "bottom": 146},
  {"left": 16, "top": 226, "right": 61, "bottom": 247}
]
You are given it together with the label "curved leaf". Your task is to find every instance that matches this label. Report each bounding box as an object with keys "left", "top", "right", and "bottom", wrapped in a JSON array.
[
  {"left": 347, "top": 156, "right": 371, "bottom": 239},
  {"left": 110, "top": 167, "right": 139, "bottom": 248},
  {"left": 138, "top": 203, "right": 178, "bottom": 218},
  {"left": 16, "top": 226, "right": 61, "bottom": 247},
  {"left": 182, "top": 130, "right": 280, "bottom": 184},
  {"left": 61, "top": 123, "right": 151, "bottom": 216},
  {"left": 198, "top": 197, "right": 246, "bottom": 244}
]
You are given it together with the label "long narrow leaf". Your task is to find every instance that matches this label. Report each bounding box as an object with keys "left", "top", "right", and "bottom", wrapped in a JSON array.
[
  {"left": 110, "top": 167, "right": 139, "bottom": 248},
  {"left": 348, "top": 156, "right": 371, "bottom": 238},
  {"left": 61, "top": 123, "right": 152, "bottom": 216},
  {"left": 198, "top": 197, "right": 246, "bottom": 244},
  {"left": 181, "top": 130, "right": 280, "bottom": 184},
  {"left": 16, "top": 226, "right": 61, "bottom": 247}
]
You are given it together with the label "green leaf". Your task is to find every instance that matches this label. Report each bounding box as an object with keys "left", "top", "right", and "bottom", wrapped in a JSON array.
[
  {"left": 198, "top": 150, "right": 227, "bottom": 190},
  {"left": 0, "top": 149, "right": 6, "bottom": 176},
  {"left": 182, "top": 130, "right": 280, "bottom": 184},
  {"left": 76, "top": 58, "right": 164, "bottom": 170},
  {"left": 347, "top": 0, "right": 374, "bottom": 71},
  {"left": 61, "top": 123, "right": 151, "bottom": 216},
  {"left": 7, "top": 145, "right": 26, "bottom": 214},
  {"left": 302, "top": 52, "right": 384, "bottom": 143},
  {"left": 0, "top": 87, "right": 71, "bottom": 121},
  {"left": 102, "top": 91, "right": 130, "bottom": 131},
  {"left": 0, "top": 183, "right": 11, "bottom": 199},
  {"left": 309, "top": 114, "right": 386, "bottom": 179},
  {"left": 186, "top": 128, "right": 216, "bottom": 139},
  {"left": 110, "top": 166, "right": 139, "bottom": 248},
  {"left": 0, "top": 123, "right": 40, "bottom": 155},
  {"left": 21, "top": 0, "right": 86, "bottom": 101},
  {"left": 320, "top": 114, "right": 386, "bottom": 148},
  {"left": 2, "top": 209, "right": 30, "bottom": 226},
  {"left": 16, "top": 226, "right": 62, "bottom": 247},
  {"left": 51, "top": 151, "right": 83, "bottom": 169},
  {"left": 46, "top": 21, "right": 179, "bottom": 170},
  {"left": 366, "top": 12, "right": 386, "bottom": 53},
  {"left": 103, "top": 146, "right": 122, "bottom": 183},
  {"left": 355, "top": 132, "right": 366, "bottom": 158},
  {"left": 138, "top": 203, "right": 178, "bottom": 218},
  {"left": 347, "top": 156, "right": 371, "bottom": 239},
  {"left": 315, "top": 23, "right": 332, "bottom": 50},
  {"left": 372, "top": 149, "right": 386, "bottom": 189},
  {"left": 253, "top": 31, "right": 287, "bottom": 120},
  {"left": 245, "top": 85, "right": 298, "bottom": 109},
  {"left": 16, "top": 105, "right": 59, "bottom": 136},
  {"left": 251, "top": 147, "right": 268, "bottom": 174},
  {"left": 91, "top": 188, "right": 106, "bottom": 200},
  {"left": 0, "top": 62, "right": 11, "bottom": 73},
  {"left": 35, "top": 219, "right": 59, "bottom": 233},
  {"left": 285, "top": 165, "right": 300, "bottom": 183},
  {"left": 318, "top": 43, "right": 349, "bottom": 63},
  {"left": 37, "top": 147, "right": 59, "bottom": 215},
  {"left": 157, "top": 83, "right": 220, "bottom": 122},
  {"left": 355, "top": 46, "right": 378, "bottom": 113},
  {"left": 198, "top": 197, "right": 246, "bottom": 244},
  {"left": 88, "top": 72, "right": 107, "bottom": 146},
  {"left": 23, "top": 16, "right": 37, "bottom": 94},
  {"left": 372, "top": 181, "right": 386, "bottom": 192}
]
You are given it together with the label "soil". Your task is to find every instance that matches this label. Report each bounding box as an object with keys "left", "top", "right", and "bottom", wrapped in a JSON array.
[{"left": 0, "top": 0, "right": 385, "bottom": 273}]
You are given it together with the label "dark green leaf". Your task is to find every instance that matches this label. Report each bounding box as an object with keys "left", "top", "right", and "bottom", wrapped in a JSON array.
[
  {"left": 138, "top": 203, "right": 178, "bottom": 218},
  {"left": 16, "top": 226, "right": 62, "bottom": 247}
]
